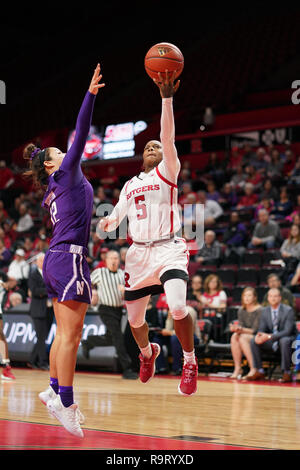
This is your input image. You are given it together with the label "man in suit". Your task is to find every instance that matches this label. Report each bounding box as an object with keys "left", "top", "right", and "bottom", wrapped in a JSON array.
[
  {"left": 247, "top": 288, "right": 297, "bottom": 382},
  {"left": 28, "top": 253, "right": 53, "bottom": 369}
]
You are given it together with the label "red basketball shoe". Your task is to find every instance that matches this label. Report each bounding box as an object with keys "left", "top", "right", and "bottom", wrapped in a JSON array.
[
  {"left": 1, "top": 365, "right": 16, "bottom": 380},
  {"left": 139, "top": 343, "right": 161, "bottom": 383},
  {"left": 178, "top": 362, "right": 198, "bottom": 396}
]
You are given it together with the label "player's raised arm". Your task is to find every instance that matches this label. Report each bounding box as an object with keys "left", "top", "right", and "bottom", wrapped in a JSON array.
[
  {"left": 153, "top": 70, "right": 181, "bottom": 182},
  {"left": 60, "top": 64, "right": 105, "bottom": 175}
]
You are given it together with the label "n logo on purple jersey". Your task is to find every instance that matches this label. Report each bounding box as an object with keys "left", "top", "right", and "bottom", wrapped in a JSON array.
[{"left": 76, "top": 281, "right": 84, "bottom": 296}]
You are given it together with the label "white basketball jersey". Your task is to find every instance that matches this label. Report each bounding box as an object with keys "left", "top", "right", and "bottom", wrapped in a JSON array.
[{"left": 124, "top": 161, "right": 181, "bottom": 242}]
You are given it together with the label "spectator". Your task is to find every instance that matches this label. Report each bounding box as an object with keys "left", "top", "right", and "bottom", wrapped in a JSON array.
[
  {"left": 28, "top": 253, "right": 53, "bottom": 370},
  {"left": 271, "top": 187, "right": 293, "bottom": 220},
  {"left": 254, "top": 198, "right": 274, "bottom": 220},
  {"left": 152, "top": 306, "right": 201, "bottom": 375},
  {"left": 14, "top": 203, "right": 34, "bottom": 233},
  {"left": 250, "top": 147, "right": 268, "bottom": 174},
  {"left": 7, "top": 248, "right": 29, "bottom": 284},
  {"left": 279, "top": 224, "right": 300, "bottom": 284},
  {"left": 218, "top": 183, "right": 238, "bottom": 209},
  {"left": 230, "top": 165, "right": 247, "bottom": 191},
  {"left": 230, "top": 287, "right": 262, "bottom": 379},
  {"left": 283, "top": 149, "right": 296, "bottom": 177},
  {"left": 223, "top": 211, "right": 247, "bottom": 261},
  {"left": 290, "top": 264, "right": 300, "bottom": 291},
  {"left": 248, "top": 209, "right": 281, "bottom": 249},
  {"left": 266, "top": 149, "right": 284, "bottom": 180},
  {"left": 0, "top": 161, "right": 15, "bottom": 207},
  {"left": 229, "top": 147, "right": 243, "bottom": 169},
  {"left": 244, "top": 165, "right": 263, "bottom": 189},
  {"left": 262, "top": 273, "right": 295, "bottom": 310},
  {"left": 0, "top": 238, "right": 12, "bottom": 269},
  {"left": 201, "top": 274, "right": 227, "bottom": 309},
  {"left": 197, "top": 191, "right": 223, "bottom": 227},
  {"left": 187, "top": 274, "right": 203, "bottom": 313},
  {"left": 94, "top": 246, "right": 109, "bottom": 268},
  {"left": 237, "top": 183, "right": 258, "bottom": 209},
  {"left": 247, "top": 288, "right": 297, "bottom": 382},
  {"left": 195, "top": 230, "right": 222, "bottom": 266},
  {"left": 8, "top": 292, "right": 23, "bottom": 308},
  {"left": 288, "top": 156, "right": 300, "bottom": 184},
  {"left": 178, "top": 182, "right": 196, "bottom": 206},
  {"left": 206, "top": 181, "right": 220, "bottom": 202},
  {"left": 259, "top": 178, "right": 279, "bottom": 202},
  {"left": 23, "top": 236, "right": 35, "bottom": 260}
]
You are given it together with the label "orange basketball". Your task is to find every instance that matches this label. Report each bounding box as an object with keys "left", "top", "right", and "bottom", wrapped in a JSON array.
[{"left": 144, "top": 42, "right": 184, "bottom": 81}]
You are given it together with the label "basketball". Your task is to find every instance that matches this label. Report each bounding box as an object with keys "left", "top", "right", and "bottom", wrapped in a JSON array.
[{"left": 144, "top": 42, "right": 184, "bottom": 81}]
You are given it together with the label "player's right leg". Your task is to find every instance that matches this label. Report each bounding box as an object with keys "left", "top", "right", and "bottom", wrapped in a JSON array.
[{"left": 126, "top": 295, "right": 161, "bottom": 383}]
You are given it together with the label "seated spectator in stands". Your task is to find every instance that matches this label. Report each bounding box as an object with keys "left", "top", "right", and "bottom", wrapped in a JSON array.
[
  {"left": 254, "top": 198, "right": 274, "bottom": 220},
  {"left": 249, "top": 209, "right": 281, "bottom": 249},
  {"left": 283, "top": 149, "right": 296, "bottom": 177},
  {"left": 229, "top": 287, "right": 262, "bottom": 379},
  {"left": 250, "top": 147, "right": 268, "bottom": 175},
  {"left": 206, "top": 181, "right": 220, "bottom": 202},
  {"left": 229, "top": 146, "right": 243, "bottom": 169},
  {"left": 279, "top": 224, "right": 300, "bottom": 284},
  {"left": 195, "top": 230, "right": 222, "bottom": 266},
  {"left": 266, "top": 149, "right": 284, "bottom": 181},
  {"left": 241, "top": 144, "right": 258, "bottom": 167},
  {"left": 99, "top": 166, "right": 119, "bottom": 190},
  {"left": 218, "top": 183, "right": 238, "bottom": 209},
  {"left": 178, "top": 182, "right": 196, "bottom": 206},
  {"left": 2, "top": 219, "right": 17, "bottom": 246},
  {"left": 288, "top": 156, "right": 300, "bottom": 185},
  {"left": 94, "top": 246, "right": 108, "bottom": 269},
  {"left": 14, "top": 203, "right": 34, "bottom": 233},
  {"left": 271, "top": 187, "right": 293, "bottom": 220},
  {"left": 201, "top": 274, "right": 227, "bottom": 309},
  {"left": 187, "top": 274, "right": 203, "bottom": 313},
  {"left": 153, "top": 306, "right": 201, "bottom": 375},
  {"left": 33, "top": 233, "right": 49, "bottom": 254},
  {"left": 237, "top": 183, "right": 258, "bottom": 210},
  {"left": 230, "top": 165, "right": 247, "bottom": 191},
  {"left": 0, "top": 226, "right": 11, "bottom": 250},
  {"left": 223, "top": 211, "right": 247, "bottom": 261},
  {"left": 197, "top": 191, "right": 223, "bottom": 227},
  {"left": 0, "top": 238, "right": 11, "bottom": 269},
  {"left": 93, "top": 186, "right": 110, "bottom": 212},
  {"left": 8, "top": 292, "right": 23, "bottom": 308},
  {"left": 289, "top": 212, "right": 300, "bottom": 227},
  {"left": 259, "top": 178, "right": 279, "bottom": 202},
  {"left": 7, "top": 248, "right": 29, "bottom": 297},
  {"left": 23, "top": 236, "right": 35, "bottom": 260},
  {"left": 290, "top": 263, "right": 300, "bottom": 291},
  {"left": 245, "top": 165, "right": 263, "bottom": 189},
  {"left": 262, "top": 273, "right": 295, "bottom": 309},
  {"left": 247, "top": 288, "right": 297, "bottom": 382}
]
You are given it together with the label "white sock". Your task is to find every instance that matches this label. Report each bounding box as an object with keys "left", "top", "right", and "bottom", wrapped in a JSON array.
[
  {"left": 183, "top": 349, "right": 196, "bottom": 365},
  {"left": 1, "top": 359, "right": 10, "bottom": 365},
  {"left": 140, "top": 343, "right": 152, "bottom": 359}
]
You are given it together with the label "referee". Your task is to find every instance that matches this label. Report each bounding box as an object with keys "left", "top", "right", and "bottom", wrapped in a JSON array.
[{"left": 85, "top": 250, "right": 138, "bottom": 379}]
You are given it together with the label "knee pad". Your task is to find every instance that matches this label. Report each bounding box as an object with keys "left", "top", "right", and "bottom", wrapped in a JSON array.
[{"left": 170, "top": 305, "right": 188, "bottom": 321}]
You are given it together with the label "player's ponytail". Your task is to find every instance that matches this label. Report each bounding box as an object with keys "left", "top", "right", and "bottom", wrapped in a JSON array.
[{"left": 23, "top": 143, "right": 51, "bottom": 188}]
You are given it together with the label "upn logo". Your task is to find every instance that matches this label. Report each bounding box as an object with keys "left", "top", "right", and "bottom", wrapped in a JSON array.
[{"left": 0, "top": 80, "right": 6, "bottom": 104}]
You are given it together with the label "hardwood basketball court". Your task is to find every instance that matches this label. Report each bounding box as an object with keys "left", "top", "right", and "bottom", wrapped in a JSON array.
[{"left": 0, "top": 368, "right": 300, "bottom": 450}]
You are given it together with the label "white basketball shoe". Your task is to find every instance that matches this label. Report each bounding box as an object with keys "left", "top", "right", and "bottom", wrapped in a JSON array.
[
  {"left": 47, "top": 395, "right": 84, "bottom": 438},
  {"left": 39, "top": 386, "right": 85, "bottom": 425}
]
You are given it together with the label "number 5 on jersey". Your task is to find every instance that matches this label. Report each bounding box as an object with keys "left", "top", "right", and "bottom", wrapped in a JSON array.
[{"left": 135, "top": 195, "right": 147, "bottom": 220}]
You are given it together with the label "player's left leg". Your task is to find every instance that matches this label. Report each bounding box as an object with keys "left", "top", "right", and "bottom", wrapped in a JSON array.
[{"left": 163, "top": 278, "right": 198, "bottom": 396}]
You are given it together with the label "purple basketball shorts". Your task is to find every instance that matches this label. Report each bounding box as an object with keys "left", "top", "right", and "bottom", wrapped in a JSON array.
[{"left": 43, "top": 245, "right": 91, "bottom": 304}]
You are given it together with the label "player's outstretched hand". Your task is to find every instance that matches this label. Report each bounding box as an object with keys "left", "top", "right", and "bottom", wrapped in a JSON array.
[
  {"left": 153, "top": 70, "right": 180, "bottom": 98},
  {"left": 89, "top": 63, "right": 105, "bottom": 95}
]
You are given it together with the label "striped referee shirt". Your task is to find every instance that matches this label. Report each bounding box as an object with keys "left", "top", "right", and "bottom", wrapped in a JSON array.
[{"left": 90, "top": 267, "right": 125, "bottom": 307}]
